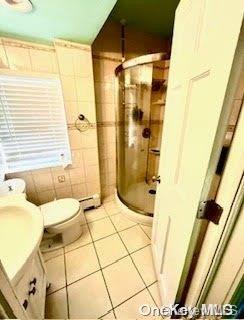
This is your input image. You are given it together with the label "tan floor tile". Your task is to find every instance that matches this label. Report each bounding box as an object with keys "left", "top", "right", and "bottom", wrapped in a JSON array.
[
  {"left": 42, "top": 247, "right": 64, "bottom": 262},
  {"left": 131, "top": 246, "right": 156, "bottom": 285},
  {"left": 103, "top": 256, "right": 145, "bottom": 307},
  {"left": 119, "top": 225, "right": 151, "bottom": 253},
  {"left": 148, "top": 282, "right": 162, "bottom": 307},
  {"left": 95, "top": 233, "right": 127, "bottom": 268},
  {"left": 85, "top": 206, "right": 108, "bottom": 222},
  {"left": 103, "top": 201, "right": 121, "bottom": 216},
  {"left": 45, "top": 288, "right": 68, "bottom": 319},
  {"left": 110, "top": 213, "right": 137, "bottom": 231},
  {"left": 65, "top": 243, "right": 99, "bottom": 284},
  {"left": 68, "top": 271, "right": 112, "bottom": 318},
  {"left": 140, "top": 224, "right": 152, "bottom": 239},
  {"left": 89, "top": 217, "right": 116, "bottom": 241},
  {"left": 45, "top": 255, "right": 66, "bottom": 294},
  {"left": 114, "top": 289, "right": 157, "bottom": 319}
]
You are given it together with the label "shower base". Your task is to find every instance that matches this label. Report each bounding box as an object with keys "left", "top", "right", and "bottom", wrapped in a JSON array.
[{"left": 115, "top": 182, "right": 155, "bottom": 226}]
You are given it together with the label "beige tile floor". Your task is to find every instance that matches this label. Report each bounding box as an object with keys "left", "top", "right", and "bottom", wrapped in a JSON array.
[{"left": 44, "top": 197, "right": 161, "bottom": 319}]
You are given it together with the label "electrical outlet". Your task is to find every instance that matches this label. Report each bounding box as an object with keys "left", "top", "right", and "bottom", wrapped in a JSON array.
[{"left": 58, "top": 175, "right": 65, "bottom": 183}]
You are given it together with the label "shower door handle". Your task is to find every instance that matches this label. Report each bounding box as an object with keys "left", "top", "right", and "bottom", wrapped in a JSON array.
[{"left": 152, "top": 175, "right": 161, "bottom": 183}]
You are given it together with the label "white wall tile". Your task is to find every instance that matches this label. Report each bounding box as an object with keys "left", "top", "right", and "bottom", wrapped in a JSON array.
[
  {"left": 77, "top": 100, "right": 96, "bottom": 123},
  {"left": 55, "top": 46, "right": 74, "bottom": 76},
  {"left": 75, "top": 76, "right": 95, "bottom": 102},
  {"left": 86, "top": 181, "right": 100, "bottom": 195},
  {"left": 73, "top": 49, "right": 93, "bottom": 77},
  {"left": 85, "top": 164, "right": 100, "bottom": 183},
  {"left": 0, "top": 44, "right": 8, "bottom": 68},
  {"left": 83, "top": 148, "right": 99, "bottom": 166},
  {"left": 64, "top": 100, "right": 78, "bottom": 124},
  {"left": 71, "top": 183, "right": 87, "bottom": 199},
  {"left": 51, "top": 167, "right": 71, "bottom": 188},
  {"left": 69, "top": 167, "right": 86, "bottom": 185},
  {"left": 32, "top": 171, "right": 54, "bottom": 191},
  {"left": 38, "top": 189, "right": 56, "bottom": 204},
  {"left": 60, "top": 75, "right": 77, "bottom": 100},
  {"left": 5, "top": 46, "right": 31, "bottom": 71},
  {"left": 29, "top": 49, "right": 58, "bottom": 73},
  {"left": 68, "top": 129, "right": 83, "bottom": 149},
  {"left": 81, "top": 130, "right": 98, "bottom": 149},
  {"left": 71, "top": 149, "right": 84, "bottom": 168},
  {"left": 55, "top": 185, "right": 72, "bottom": 199}
]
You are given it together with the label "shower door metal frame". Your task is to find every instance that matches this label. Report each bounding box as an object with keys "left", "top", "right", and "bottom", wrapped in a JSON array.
[{"left": 115, "top": 52, "right": 167, "bottom": 217}]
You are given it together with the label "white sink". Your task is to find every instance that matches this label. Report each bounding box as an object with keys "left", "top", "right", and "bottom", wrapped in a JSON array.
[
  {"left": 0, "top": 194, "right": 43, "bottom": 284},
  {"left": 0, "top": 178, "right": 26, "bottom": 197}
]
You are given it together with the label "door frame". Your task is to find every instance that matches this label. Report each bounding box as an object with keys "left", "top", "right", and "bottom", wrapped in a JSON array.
[{"left": 197, "top": 175, "right": 243, "bottom": 305}]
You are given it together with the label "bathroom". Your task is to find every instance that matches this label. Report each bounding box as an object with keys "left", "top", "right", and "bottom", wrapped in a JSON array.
[{"left": 0, "top": 0, "right": 243, "bottom": 319}]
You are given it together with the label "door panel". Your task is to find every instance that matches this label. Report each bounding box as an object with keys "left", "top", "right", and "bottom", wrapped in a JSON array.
[{"left": 152, "top": 0, "right": 243, "bottom": 306}]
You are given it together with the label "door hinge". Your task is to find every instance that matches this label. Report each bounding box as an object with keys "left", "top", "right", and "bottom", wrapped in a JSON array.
[{"left": 197, "top": 200, "right": 223, "bottom": 225}]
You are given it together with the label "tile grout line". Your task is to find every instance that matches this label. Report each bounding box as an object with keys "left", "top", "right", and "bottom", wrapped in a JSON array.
[
  {"left": 63, "top": 250, "right": 70, "bottom": 318},
  {"left": 43, "top": 215, "right": 142, "bottom": 262},
  {"left": 138, "top": 223, "right": 152, "bottom": 241},
  {"left": 103, "top": 204, "right": 159, "bottom": 309},
  {"left": 45, "top": 201, "right": 157, "bottom": 317},
  {"left": 46, "top": 242, "right": 152, "bottom": 297},
  {"left": 99, "top": 279, "right": 159, "bottom": 318},
  {"left": 86, "top": 215, "right": 117, "bottom": 319}
]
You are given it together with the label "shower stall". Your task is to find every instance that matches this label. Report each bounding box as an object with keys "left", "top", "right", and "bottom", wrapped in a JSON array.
[{"left": 115, "top": 53, "right": 169, "bottom": 224}]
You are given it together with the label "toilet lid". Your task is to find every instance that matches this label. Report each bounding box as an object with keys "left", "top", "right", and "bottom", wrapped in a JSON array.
[{"left": 40, "top": 198, "right": 80, "bottom": 227}]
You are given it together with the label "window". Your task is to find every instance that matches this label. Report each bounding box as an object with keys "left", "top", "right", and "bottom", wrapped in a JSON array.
[{"left": 0, "top": 73, "right": 71, "bottom": 173}]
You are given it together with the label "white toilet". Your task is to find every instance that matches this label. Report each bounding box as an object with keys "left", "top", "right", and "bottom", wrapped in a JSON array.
[{"left": 40, "top": 198, "right": 83, "bottom": 251}]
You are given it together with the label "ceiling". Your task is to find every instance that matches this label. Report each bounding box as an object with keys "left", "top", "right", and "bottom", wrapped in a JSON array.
[
  {"left": 0, "top": 0, "right": 117, "bottom": 44},
  {"left": 110, "top": 0, "right": 180, "bottom": 38}
]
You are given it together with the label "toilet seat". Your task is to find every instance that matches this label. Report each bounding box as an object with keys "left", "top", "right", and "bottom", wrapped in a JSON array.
[{"left": 40, "top": 198, "right": 80, "bottom": 228}]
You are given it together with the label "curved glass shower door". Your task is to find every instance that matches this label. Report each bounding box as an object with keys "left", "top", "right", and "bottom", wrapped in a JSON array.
[{"left": 116, "top": 53, "right": 166, "bottom": 216}]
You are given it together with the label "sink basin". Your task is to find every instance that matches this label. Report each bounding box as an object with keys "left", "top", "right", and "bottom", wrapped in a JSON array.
[
  {"left": 0, "top": 178, "right": 26, "bottom": 197},
  {"left": 0, "top": 194, "right": 43, "bottom": 284}
]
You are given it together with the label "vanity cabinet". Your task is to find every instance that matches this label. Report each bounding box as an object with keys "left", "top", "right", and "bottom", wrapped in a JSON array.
[{"left": 14, "top": 251, "right": 46, "bottom": 319}]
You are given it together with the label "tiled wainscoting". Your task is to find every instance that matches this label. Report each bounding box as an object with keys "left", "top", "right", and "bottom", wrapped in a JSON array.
[
  {"left": 1, "top": 37, "right": 100, "bottom": 205},
  {"left": 44, "top": 197, "right": 161, "bottom": 319}
]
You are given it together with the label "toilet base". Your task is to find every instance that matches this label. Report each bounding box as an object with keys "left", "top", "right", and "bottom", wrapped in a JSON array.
[
  {"left": 62, "top": 223, "right": 82, "bottom": 245},
  {"left": 41, "top": 223, "right": 83, "bottom": 252}
]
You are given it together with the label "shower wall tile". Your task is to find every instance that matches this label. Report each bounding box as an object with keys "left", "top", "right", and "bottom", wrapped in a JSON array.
[
  {"left": 3, "top": 37, "right": 101, "bottom": 205},
  {"left": 93, "top": 55, "right": 119, "bottom": 199}
]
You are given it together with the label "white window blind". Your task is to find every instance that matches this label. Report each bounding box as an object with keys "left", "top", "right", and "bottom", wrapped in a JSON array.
[{"left": 0, "top": 74, "right": 71, "bottom": 173}]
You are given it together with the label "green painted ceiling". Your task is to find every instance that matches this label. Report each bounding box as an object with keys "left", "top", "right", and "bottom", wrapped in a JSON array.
[
  {"left": 0, "top": 0, "right": 117, "bottom": 44},
  {"left": 110, "top": 0, "right": 180, "bottom": 38}
]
